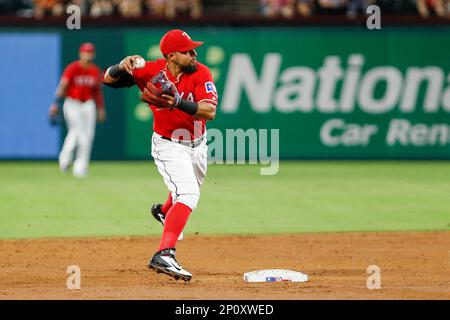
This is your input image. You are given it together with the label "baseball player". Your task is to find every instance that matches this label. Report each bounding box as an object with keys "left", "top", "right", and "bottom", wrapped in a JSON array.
[
  {"left": 102, "top": 30, "right": 218, "bottom": 281},
  {"left": 48, "top": 42, "right": 106, "bottom": 178}
]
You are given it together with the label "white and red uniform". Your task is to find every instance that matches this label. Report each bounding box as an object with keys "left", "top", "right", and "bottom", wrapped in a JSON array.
[
  {"left": 132, "top": 58, "right": 218, "bottom": 211},
  {"left": 58, "top": 61, "right": 104, "bottom": 177}
]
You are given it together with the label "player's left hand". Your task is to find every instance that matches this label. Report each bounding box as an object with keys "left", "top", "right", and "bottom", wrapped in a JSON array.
[
  {"left": 161, "top": 94, "right": 177, "bottom": 106},
  {"left": 142, "top": 70, "right": 182, "bottom": 108},
  {"left": 141, "top": 81, "right": 175, "bottom": 108},
  {"left": 48, "top": 103, "right": 62, "bottom": 126},
  {"left": 48, "top": 103, "right": 59, "bottom": 117}
]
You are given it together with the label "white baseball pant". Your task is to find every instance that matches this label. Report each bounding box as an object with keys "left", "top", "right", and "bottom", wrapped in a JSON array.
[
  {"left": 151, "top": 132, "right": 208, "bottom": 211},
  {"left": 58, "top": 97, "right": 96, "bottom": 177}
]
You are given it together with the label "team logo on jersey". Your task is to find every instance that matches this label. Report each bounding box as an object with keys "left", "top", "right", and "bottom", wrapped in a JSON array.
[
  {"left": 179, "top": 91, "right": 194, "bottom": 101},
  {"left": 74, "top": 75, "right": 97, "bottom": 87},
  {"left": 205, "top": 82, "right": 217, "bottom": 94}
]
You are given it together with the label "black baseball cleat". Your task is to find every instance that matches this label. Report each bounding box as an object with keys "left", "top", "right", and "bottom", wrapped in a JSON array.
[
  {"left": 151, "top": 204, "right": 165, "bottom": 226},
  {"left": 148, "top": 248, "right": 192, "bottom": 282},
  {"left": 150, "top": 204, "right": 184, "bottom": 240}
]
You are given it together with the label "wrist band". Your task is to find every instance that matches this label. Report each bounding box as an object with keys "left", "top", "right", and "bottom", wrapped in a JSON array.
[
  {"left": 54, "top": 96, "right": 64, "bottom": 106},
  {"left": 176, "top": 99, "right": 198, "bottom": 115},
  {"left": 108, "top": 64, "right": 126, "bottom": 78}
]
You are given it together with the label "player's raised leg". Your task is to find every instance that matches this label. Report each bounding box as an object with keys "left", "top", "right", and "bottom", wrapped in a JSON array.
[{"left": 162, "top": 192, "right": 174, "bottom": 213}]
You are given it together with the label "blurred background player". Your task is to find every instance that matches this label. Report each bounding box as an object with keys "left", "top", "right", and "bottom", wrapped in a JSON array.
[{"left": 48, "top": 42, "right": 106, "bottom": 178}]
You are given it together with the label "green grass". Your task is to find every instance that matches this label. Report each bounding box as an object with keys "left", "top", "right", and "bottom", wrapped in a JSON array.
[{"left": 0, "top": 161, "right": 449, "bottom": 239}]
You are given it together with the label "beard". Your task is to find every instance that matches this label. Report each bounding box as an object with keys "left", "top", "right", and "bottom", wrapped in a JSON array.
[
  {"left": 181, "top": 63, "right": 197, "bottom": 74},
  {"left": 81, "top": 57, "right": 94, "bottom": 64}
]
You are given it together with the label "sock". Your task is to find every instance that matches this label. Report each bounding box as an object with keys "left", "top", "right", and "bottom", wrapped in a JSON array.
[
  {"left": 161, "top": 192, "right": 173, "bottom": 215},
  {"left": 158, "top": 202, "right": 191, "bottom": 251}
]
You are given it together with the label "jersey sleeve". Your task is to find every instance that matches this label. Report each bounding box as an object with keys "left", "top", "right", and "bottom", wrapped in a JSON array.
[
  {"left": 194, "top": 67, "right": 218, "bottom": 106},
  {"left": 61, "top": 63, "right": 75, "bottom": 82},
  {"left": 102, "top": 68, "right": 136, "bottom": 88}
]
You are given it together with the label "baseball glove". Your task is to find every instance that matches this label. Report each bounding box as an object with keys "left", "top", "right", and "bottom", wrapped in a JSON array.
[
  {"left": 140, "top": 71, "right": 181, "bottom": 108},
  {"left": 48, "top": 103, "right": 63, "bottom": 126},
  {"left": 49, "top": 113, "right": 63, "bottom": 126}
]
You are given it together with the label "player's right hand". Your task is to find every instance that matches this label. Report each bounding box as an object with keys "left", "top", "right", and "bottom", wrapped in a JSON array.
[
  {"left": 97, "top": 108, "right": 106, "bottom": 123},
  {"left": 119, "top": 55, "right": 144, "bottom": 74}
]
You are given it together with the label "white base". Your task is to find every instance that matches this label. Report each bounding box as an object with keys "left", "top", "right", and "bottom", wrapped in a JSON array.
[{"left": 244, "top": 269, "right": 308, "bottom": 283}]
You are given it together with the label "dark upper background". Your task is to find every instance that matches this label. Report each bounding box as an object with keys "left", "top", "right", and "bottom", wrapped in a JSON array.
[{"left": 0, "top": 0, "right": 449, "bottom": 26}]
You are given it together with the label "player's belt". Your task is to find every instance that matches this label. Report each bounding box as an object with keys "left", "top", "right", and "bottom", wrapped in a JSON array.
[{"left": 161, "top": 135, "right": 204, "bottom": 148}]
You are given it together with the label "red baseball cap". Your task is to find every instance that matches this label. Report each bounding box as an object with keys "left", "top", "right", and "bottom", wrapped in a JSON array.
[
  {"left": 79, "top": 42, "right": 95, "bottom": 53},
  {"left": 160, "top": 30, "right": 203, "bottom": 55}
]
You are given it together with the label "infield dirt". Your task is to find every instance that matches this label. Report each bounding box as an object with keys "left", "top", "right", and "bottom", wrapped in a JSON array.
[{"left": 1, "top": 231, "right": 449, "bottom": 299}]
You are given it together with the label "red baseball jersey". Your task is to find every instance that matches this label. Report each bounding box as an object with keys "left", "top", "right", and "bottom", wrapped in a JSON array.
[
  {"left": 132, "top": 58, "right": 218, "bottom": 140},
  {"left": 61, "top": 61, "right": 104, "bottom": 108}
]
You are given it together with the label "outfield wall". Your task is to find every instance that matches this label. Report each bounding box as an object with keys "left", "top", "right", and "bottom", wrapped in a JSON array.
[{"left": 1, "top": 27, "right": 449, "bottom": 160}]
